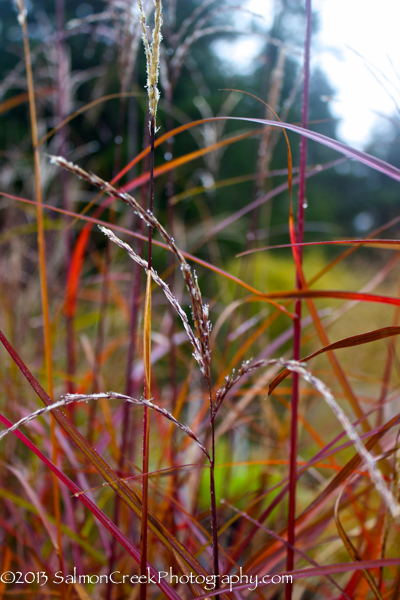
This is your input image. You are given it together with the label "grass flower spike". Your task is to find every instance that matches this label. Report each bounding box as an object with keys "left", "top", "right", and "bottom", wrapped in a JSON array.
[{"left": 138, "top": 0, "right": 162, "bottom": 126}]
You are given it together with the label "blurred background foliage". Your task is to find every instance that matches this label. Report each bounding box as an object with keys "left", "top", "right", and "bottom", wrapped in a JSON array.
[{"left": 1, "top": 0, "right": 399, "bottom": 256}]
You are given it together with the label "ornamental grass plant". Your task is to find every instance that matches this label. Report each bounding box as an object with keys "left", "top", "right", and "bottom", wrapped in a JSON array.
[{"left": 1, "top": 1, "right": 400, "bottom": 599}]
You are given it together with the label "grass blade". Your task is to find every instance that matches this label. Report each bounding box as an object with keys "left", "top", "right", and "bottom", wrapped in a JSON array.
[{"left": 335, "top": 484, "right": 383, "bottom": 600}]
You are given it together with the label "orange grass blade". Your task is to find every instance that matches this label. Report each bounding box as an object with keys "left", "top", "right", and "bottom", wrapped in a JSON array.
[
  {"left": 288, "top": 200, "right": 301, "bottom": 271},
  {"left": 335, "top": 486, "right": 383, "bottom": 600},
  {"left": 122, "top": 129, "right": 261, "bottom": 192},
  {"left": 144, "top": 265, "right": 152, "bottom": 395},
  {"left": 0, "top": 86, "right": 54, "bottom": 115},
  {"left": 112, "top": 119, "right": 261, "bottom": 185},
  {"left": 264, "top": 288, "right": 400, "bottom": 308},
  {"left": 0, "top": 547, "right": 12, "bottom": 600},
  {"left": 65, "top": 224, "right": 92, "bottom": 317},
  {"left": 238, "top": 238, "right": 400, "bottom": 257},
  {"left": 140, "top": 270, "right": 152, "bottom": 587},
  {"left": 18, "top": 4, "right": 64, "bottom": 591}
]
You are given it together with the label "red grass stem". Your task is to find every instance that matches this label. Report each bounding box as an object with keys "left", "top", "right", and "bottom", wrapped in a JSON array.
[
  {"left": 286, "top": 2, "right": 312, "bottom": 598},
  {"left": 210, "top": 410, "right": 220, "bottom": 600}
]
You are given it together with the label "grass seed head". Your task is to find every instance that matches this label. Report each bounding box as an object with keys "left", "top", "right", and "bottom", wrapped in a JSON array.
[{"left": 138, "top": 0, "right": 163, "bottom": 125}]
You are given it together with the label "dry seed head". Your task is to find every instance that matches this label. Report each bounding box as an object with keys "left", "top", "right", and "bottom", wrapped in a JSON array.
[
  {"left": 0, "top": 391, "right": 210, "bottom": 461},
  {"left": 138, "top": 0, "right": 163, "bottom": 124},
  {"left": 215, "top": 358, "right": 400, "bottom": 518},
  {"left": 14, "top": 0, "right": 27, "bottom": 25},
  {"left": 51, "top": 155, "right": 212, "bottom": 380}
]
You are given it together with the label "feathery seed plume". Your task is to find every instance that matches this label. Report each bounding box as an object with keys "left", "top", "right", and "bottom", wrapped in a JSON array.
[{"left": 138, "top": 0, "right": 163, "bottom": 126}]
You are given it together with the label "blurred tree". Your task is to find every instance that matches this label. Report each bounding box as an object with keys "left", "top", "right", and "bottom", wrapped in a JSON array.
[{"left": 0, "top": 0, "right": 395, "bottom": 250}]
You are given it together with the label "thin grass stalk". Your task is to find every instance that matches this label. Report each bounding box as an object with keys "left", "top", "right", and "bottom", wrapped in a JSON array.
[
  {"left": 164, "top": 78, "right": 179, "bottom": 538},
  {"left": 93, "top": 250, "right": 110, "bottom": 387},
  {"left": 207, "top": 314, "right": 220, "bottom": 589},
  {"left": 18, "top": 0, "right": 52, "bottom": 420},
  {"left": 111, "top": 119, "right": 151, "bottom": 528},
  {"left": 138, "top": 1, "right": 162, "bottom": 590},
  {"left": 147, "top": 117, "right": 156, "bottom": 270},
  {"left": 55, "top": 0, "right": 75, "bottom": 402},
  {"left": 140, "top": 114, "right": 156, "bottom": 600},
  {"left": 55, "top": 0, "right": 82, "bottom": 572},
  {"left": 210, "top": 405, "right": 220, "bottom": 599},
  {"left": 286, "top": 1, "right": 311, "bottom": 596},
  {"left": 141, "top": 271, "right": 152, "bottom": 600},
  {"left": 106, "top": 145, "right": 149, "bottom": 600},
  {"left": 17, "top": 2, "right": 65, "bottom": 595},
  {"left": 203, "top": 283, "right": 220, "bottom": 588},
  {"left": 105, "top": 271, "right": 140, "bottom": 600},
  {"left": 165, "top": 109, "right": 179, "bottom": 412}
]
